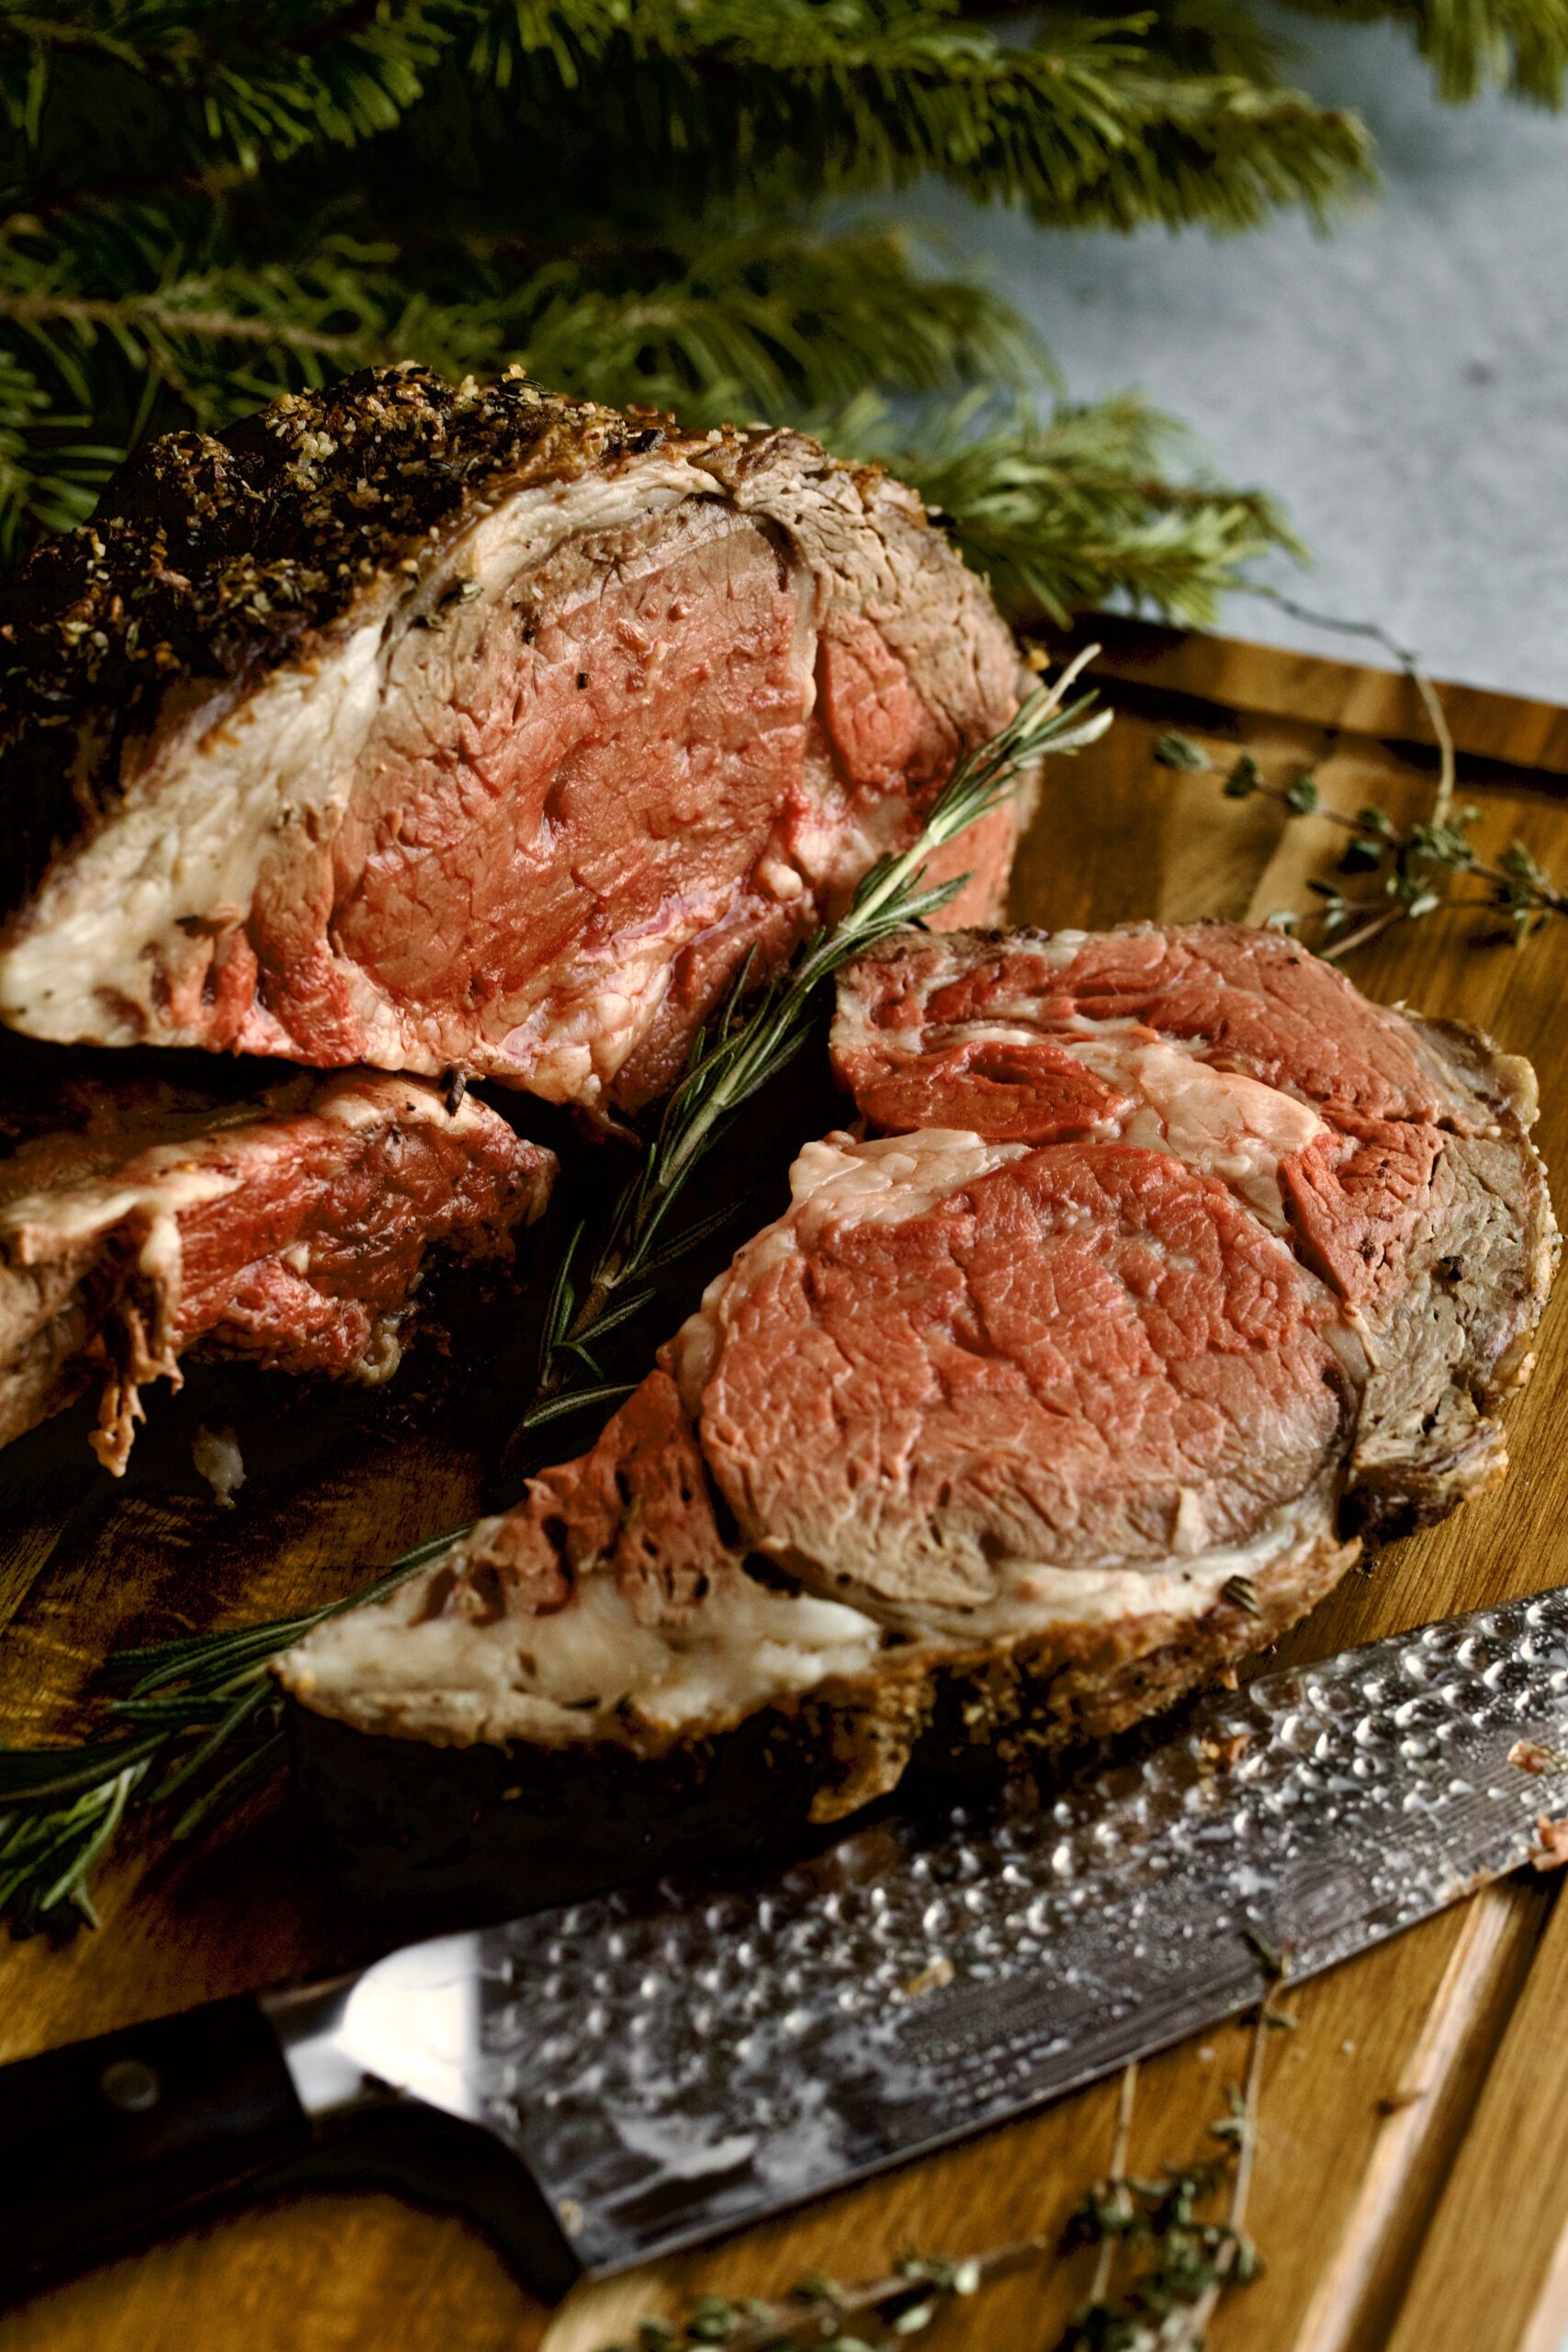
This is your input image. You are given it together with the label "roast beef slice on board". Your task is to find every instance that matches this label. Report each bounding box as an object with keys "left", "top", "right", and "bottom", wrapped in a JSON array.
[
  {"left": 281, "top": 923, "right": 1554, "bottom": 1895},
  {"left": 0, "top": 1047, "right": 554, "bottom": 1472}
]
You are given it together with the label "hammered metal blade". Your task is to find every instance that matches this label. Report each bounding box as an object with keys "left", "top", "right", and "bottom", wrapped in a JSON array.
[{"left": 334, "top": 1586, "right": 1568, "bottom": 2274}]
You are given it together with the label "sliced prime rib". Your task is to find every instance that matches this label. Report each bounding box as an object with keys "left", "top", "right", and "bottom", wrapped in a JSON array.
[
  {"left": 281, "top": 922, "right": 1554, "bottom": 1895},
  {"left": 831, "top": 921, "right": 1557, "bottom": 1535},
  {"left": 0, "top": 367, "right": 1027, "bottom": 1118},
  {"left": 0, "top": 1048, "right": 555, "bottom": 1472}
]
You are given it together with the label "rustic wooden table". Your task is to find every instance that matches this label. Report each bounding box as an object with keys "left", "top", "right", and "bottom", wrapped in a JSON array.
[{"left": 5, "top": 621, "right": 1568, "bottom": 2352}]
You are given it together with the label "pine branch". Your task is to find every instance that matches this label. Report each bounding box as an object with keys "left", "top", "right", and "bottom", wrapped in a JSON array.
[
  {"left": 0, "top": 2, "right": 452, "bottom": 175},
  {"left": 832, "top": 391, "right": 1303, "bottom": 628},
  {"left": 1277, "top": 0, "right": 1568, "bottom": 105},
  {"left": 460, "top": 2, "right": 1376, "bottom": 230},
  {"left": 509, "top": 220, "right": 1045, "bottom": 422}
]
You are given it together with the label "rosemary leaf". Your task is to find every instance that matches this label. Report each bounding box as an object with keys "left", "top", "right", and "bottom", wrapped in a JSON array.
[{"left": 0, "top": 1522, "right": 467, "bottom": 1937}]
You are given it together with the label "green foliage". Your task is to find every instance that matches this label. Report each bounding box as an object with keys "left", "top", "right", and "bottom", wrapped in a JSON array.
[
  {"left": 1170, "top": 741, "right": 1568, "bottom": 956},
  {"left": 0, "top": 1529, "right": 460, "bottom": 1935},
  {"left": 0, "top": 0, "right": 1554, "bottom": 594},
  {"left": 1280, "top": 0, "right": 1568, "bottom": 105},
  {"left": 856, "top": 392, "right": 1303, "bottom": 628}
]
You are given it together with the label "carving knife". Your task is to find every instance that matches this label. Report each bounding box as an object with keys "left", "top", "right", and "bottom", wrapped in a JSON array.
[{"left": 6, "top": 1583, "right": 1568, "bottom": 2302}]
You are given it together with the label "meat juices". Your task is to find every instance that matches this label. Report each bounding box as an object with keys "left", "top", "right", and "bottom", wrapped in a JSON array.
[
  {"left": 0, "top": 368, "right": 1028, "bottom": 1118},
  {"left": 283, "top": 924, "right": 1554, "bottom": 1830},
  {"left": 0, "top": 1066, "right": 554, "bottom": 1470}
]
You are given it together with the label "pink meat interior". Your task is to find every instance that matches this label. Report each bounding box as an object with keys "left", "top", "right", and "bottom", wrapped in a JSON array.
[{"left": 695, "top": 1142, "right": 1347, "bottom": 1611}]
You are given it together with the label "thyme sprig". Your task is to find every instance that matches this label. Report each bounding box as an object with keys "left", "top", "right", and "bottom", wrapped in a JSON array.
[
  {"left": 0, "top": 672, "right": 1107, "bottom": 1938},
  {"left": 1055, "top": 1988, "right": 1277, "bottom": 2351},
  {"left": 1157, "top": 729, "right": 1567, "bottom": 958},
  {"left": 582, "top": 2003, "right": 1277, "bottom": 2352},
  {"left": 1222, "top": 753, "right": 1568, "bottom": 957},
  {"left": 600, "top": 2245, "right": 1045, "bottom": 2352},
  {"left": 516, "top": 653, "right": 1109, "bottom": 1443},
  {"left": 0, "top": 1527, "right": 460, "bottom": 1934},
  {"left": 1156, "top": 588, "right": 1562, "bottom": 958}
]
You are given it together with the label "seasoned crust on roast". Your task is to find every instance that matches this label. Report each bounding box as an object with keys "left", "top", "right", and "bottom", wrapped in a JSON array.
[
  {"left": 288, "top": 1470, "right": 1355, "bottom": 1913},
  {"left": 0, "top": 369, "right": 658, "bottom": 895}
]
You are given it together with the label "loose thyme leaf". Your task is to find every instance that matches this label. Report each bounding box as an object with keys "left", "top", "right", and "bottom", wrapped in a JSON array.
[{"left": 1153, "top": 730, "right": 1211, "bottom": 772}]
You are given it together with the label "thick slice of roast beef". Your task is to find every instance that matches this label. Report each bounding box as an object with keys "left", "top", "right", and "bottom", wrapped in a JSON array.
[
  {"left": 0, "top": 1055, "right": 554, "bottom": 1471},
  {"left": 0, "top": 367, "right": 1026, "bottom": 1117},
  {"left": 283, "top": 924, "right": 1552, "bottom": 1893},
  {"left": 830, "top": 922, "right": 1557, "bottom": 1534}
]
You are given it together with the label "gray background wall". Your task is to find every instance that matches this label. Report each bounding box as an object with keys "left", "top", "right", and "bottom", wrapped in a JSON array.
[{"left": 932, "top": 17, "right": 1568, "bottom": 701}]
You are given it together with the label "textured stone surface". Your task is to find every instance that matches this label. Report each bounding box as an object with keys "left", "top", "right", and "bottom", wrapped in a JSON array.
[{"left": 931, "top": 15, "right": 1568, "bottom": 700}]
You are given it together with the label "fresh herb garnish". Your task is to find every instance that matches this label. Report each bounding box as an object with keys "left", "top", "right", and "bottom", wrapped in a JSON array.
[
  {"left": 594, "top": 2245, "right": 1043, "bottom": 2352},
  {"left": 1189, "top": 590, "right": 1567, "bottom": 957},
  {"left": 0, "top": 1528, "right": 459, "bottom": 1934},
  {"left": 578, "top": 2008, "right": 1277, "bottom": 2352},
  {"left": 1055, "top": 1988, "right": 1278, "bottom": 2351},
  {"left": 0, "top": 664, "right": 1108, "bottom": 1938},
  {"left": 1152, "top": 730, "right": 1212, "bottom": 774},
  {"left": 516, "top": 652, "right": 1109, "bottom": 1443}
]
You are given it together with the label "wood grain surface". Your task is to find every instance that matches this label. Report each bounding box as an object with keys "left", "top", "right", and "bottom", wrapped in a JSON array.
[{"left": 4, "top": 619, "right": 1568, "bottom": 2352}]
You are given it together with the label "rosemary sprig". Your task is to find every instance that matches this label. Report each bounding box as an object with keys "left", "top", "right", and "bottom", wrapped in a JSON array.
[
  {"left": 0, "top": 668, "right": 1109, "bottom": 1938},
  {"left": 516, "top": 652, "right": 1110, "bottom": 1442},
  {"left": 0, "top": 1527, "right": 460, "bottom": 1935}
]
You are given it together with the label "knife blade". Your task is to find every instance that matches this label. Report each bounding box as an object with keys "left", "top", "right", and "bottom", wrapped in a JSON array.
[{"left": 6, "top": 1583, "right": 1568, "bottom": 2301}]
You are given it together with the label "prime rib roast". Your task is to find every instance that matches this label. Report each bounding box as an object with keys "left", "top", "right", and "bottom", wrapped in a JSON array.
[
  {"left": 0, "top": 363, "right": 1025, "bottom": 1463},
  {"left": 281, "top": 922, "right": 1556, "bottom": 1899},
  {"left": 0, "top": 1043, "right": 554, "bottom": 1472},
  {"left": 0, "top": 368, "right": 1554, "bottom": 1905},
  {"left": 0, "top": 365, "right": 1027, "bottom": 1121}
]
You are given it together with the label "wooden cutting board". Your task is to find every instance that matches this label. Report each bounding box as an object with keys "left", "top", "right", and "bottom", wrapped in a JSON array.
[{"left": 5, "top": 618, "right": 1568, "bottom": 2352}]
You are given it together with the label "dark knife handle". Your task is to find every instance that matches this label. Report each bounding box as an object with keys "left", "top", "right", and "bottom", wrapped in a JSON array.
[{"left": 0, "top": 1995, "right": 310, "bottom": 2298}]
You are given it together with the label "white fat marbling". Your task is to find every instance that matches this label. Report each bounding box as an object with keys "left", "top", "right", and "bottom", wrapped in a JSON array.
[
  {"left": 0, "top": 457, "right": 723, "bottom": 1049},
  {"left": 278, "top": 1556, "right": 885, "bottom": 1749}
]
